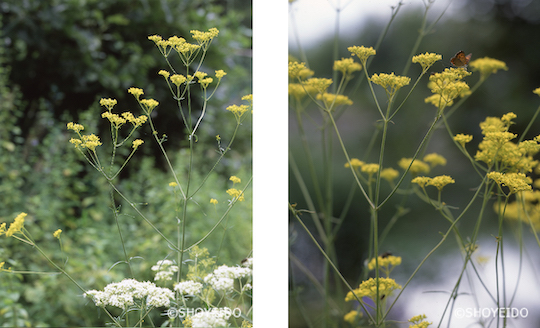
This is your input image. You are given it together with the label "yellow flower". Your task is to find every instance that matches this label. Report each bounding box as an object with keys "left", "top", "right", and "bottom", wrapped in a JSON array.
[
  {"left": 102, "top": 111, "right": 127, "bottom": 127},
  {"left": 169, "top": 182, "right": 178, "bottom": 187},
  {"left": 99, "top": 98, "right": 118, "bottom": 110},
  {"left": 343, "top": 310, "right": 362, "bottom": 324},
  {"left": 210, "top": 198, "right": 218, "bottom": 205},
  {"left": 423, "top": 153, "right": 447, "bottom": 167},
  {"left": 226, "top": 188, "right": 245, "bottom": 202},
  {"left": 128, "top": 87, "right": 144, "bottom": 100},
  {"left": 315, "top": 93, "right": 353, "bottom": 107},
  {"left": 288, "top": 61, "right": 314, "bottom": 80},
  {"left": 370, "top": 72, "right": 411, "bottom": 98},
  {"left": 170, "top": 74, "right": 187, "bottom": 87},
  {"left": 469, "top": 57, "right": 508, "bottom": 80},
  {"left": 5, "top": 212, "right": 27, "bottom": 237},
  {"left": 398, "top": 158, "right": 430, "bottom": 175},
  {"left": 367, "top": 254, "right": 402, "bottom": 271},
  {"left": 304, "top": 78, "right": 333, "bottom": 94},
  {"left": 411, "top": 176, "right": 431, "bottom": 188},
  {"left": 229, "top": 176, "right": 241, "bottom": 184},
  {"left": 533, "top": 87, "right": 540, "bottom": 96},
  {"left": 426, "top": 68, "right": 471, "bottom": 109},
  {"left": 132, "top": 139, "right": 144, "bottom": 149},
  {"left": 344, "top": 158, "right": 364, "bottom": 168},
  {"left": 333, "top": 57, "right": 362, "bottom": 76},
  {"left": 427, "top": 175, "right": 455, "bottom": 191},
  {"left": 345, "top": 277, "right": 401, "bottom": 302},
  {"left": 289, "top": 83, "right": 317, "bottom": 101},
  {"left": 158, "top": 70, "right": 170, "bottom": 78},
  {"left": 488, "top": 172, "right": 532, "bottom": 194},
  {"left": 53, "top": 229, "right": 62, "bottom": 239},
  {"left": 409, "top": 314, "right": 432, "bottom": 328},
  {"left": 190, "top": 27, "right": 219, "bottom": 43},
  {"left": 348, "top": 45, "right": 376, "bottom": 63},
  {"left": 412, "top": 52, "right": 442, "bottom": 72},
  {"left": 454, "top": 134, "right": 473, "bottom": 148},
  {"left": 380, "top": 168, "right": 399, "bottom": 183},
  {"left": 67, "top": 122, "right": 84, "bottom": 133},
  {"left": 140, "top": 99, "right": 159, "bottom": 114},
  {"left": 215, "top": 69, "right": 227, "bottom": 79},
  {"left": 361, "top": 163, "right": 379, "bottom": 175},
  {"left": 227, "top": 104, "right": 249, "bottom": 121},
  {"left": 81, "top": 134, "right": 102, "bottom": 151}
]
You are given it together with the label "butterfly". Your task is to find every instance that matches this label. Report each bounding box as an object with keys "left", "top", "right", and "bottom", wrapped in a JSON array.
[{"left": 450, "top": 50, "right": 472, "bottom": 68}]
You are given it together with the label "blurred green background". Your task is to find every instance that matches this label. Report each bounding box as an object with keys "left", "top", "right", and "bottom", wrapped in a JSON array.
[
  {"left": 289, "top": 0, "right": 540, "bottom": 326},
  {"left": 0, "top": 0, "right": 252, "bottom": 326}
]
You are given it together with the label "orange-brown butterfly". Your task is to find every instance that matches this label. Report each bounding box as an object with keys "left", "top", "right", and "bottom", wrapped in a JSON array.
[{"left": 450, "top": 50, "right": 472, "bottom": 68}]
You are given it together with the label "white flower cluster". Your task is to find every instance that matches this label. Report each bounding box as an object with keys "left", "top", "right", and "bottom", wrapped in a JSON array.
[
  {"left": 84, "top": 278, "right": 174, "bottom": 310},
  {"left": 151, "top": 259, "right": 179, "bottom": 281},
  {"left": 203, "top": 264, "right": 252, "bottom": 292},
  {"left": 191, "top": 308, "right": 231, "bottom": 328},
  {"left": 241, "top": 257, "right": 253, "bottom": 268},
  {"left": 174, "top": 280, "right": 203, "bottom": 295}
]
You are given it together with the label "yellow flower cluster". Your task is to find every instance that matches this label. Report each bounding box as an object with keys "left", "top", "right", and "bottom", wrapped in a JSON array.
[
  {"left": 148, "top": 34, "right": 202, "bottom": 57},
  {"left": 190, "top": 28, "right": 219, "bottom": 43},
  {"left": 409, "top": 314, "right": 432, "bottom": 328},
  {"left": 454, "top": 133, "right": 473, "bottom": 148},
  {"left": 128, "top": 87, "right": 144, "bottom": 100},
  {"left": 412, "top": 52, "right": 442, "bottom": 72},
  {"left": 140, "top": 99, "right": 159, "bottom": 114},
  {"left": 344, "top": 159, "right": 399, "bottom": 183},
  {"left": 345, "top": 277, "right": 402, "bottom": 302},
  {"left": 475, "top": 113, "right": 540, "bottom": 172},
  {"left": 367, "top": 254, "right": 402, "bottom": 277},
  {"left": 226, "top": 94, "right": 252, "bottom": 123},
  {"left": 53, "top": 229, "right": 62, "bottom": 239},
  {"left": 229, "top": 176, "right": 241, "bottom": 184},
  {"left": 288, "top": 61, "right": 314, "bottom": 80},
  {"left": 333, "top": 57, "right": 362, "bottom": 76},
  {"left": 412, "top": 175, "right": 455, "bottom": 191},
  {"left": 425, "top": 68, "right": 471, "bottom": 109},
  {"left": 315, "top": 93, "right": 353, "bottom": 107},
  {"left": 348, "top": 45, "right": 376, "bottom": 63},
  {"left": 69, "top": 133, "right": 102, "bottom": 151},
  {"left": 496, "top": 190, "right": 540, "bottom": 230},
  {"left": 343, "top": 310, "right": 362, "bottom": 324},
  {"left": 469, "top": 57, "right": 508, "bottom": 80},
  {"left": 132, "top": 139, "right": 144, "bottom": 149},
  {"left": 289, "top": 83, "right": 317, "bottom": 101},
  {"left": 1, "top": 212, "right": 27, "bottom": 237},
  {"left": 487, "top": 172, "right": 532, "bottom": 194},
  {"left": 398, "top": 158, "right": 431, "bottom": 176},
  {"left": 371, "top": 72, "right": 411, "bottom": 98},
  {"left": 303, "top": 78, "right": 333, "bottom": 94},
  {"left": 226, "top": 188, "right": 245, "bottom": 202}
]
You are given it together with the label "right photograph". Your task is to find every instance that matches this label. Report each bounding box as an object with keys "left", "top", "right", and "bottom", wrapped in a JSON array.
[{"left": 288, "top": 0, "right": 540, "bottom": 327}]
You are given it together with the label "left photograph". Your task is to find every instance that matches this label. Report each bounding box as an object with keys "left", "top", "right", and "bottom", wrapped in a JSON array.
[{"left": 0, "top": 1, "right": 252, "bottom": 327}]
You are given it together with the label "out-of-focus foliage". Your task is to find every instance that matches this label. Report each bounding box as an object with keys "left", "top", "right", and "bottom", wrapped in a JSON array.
[{"left": 0, "top": 1, "right": 251, "bottom": 326}]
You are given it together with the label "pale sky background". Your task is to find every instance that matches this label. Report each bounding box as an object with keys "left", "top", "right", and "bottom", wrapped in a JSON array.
[{"left": 289, "top": 0, "right": 463, "bottom": 49}]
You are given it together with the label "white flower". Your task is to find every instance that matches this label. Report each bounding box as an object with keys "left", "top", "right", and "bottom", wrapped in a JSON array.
[
  {"left": 242, "top": 283, "right": 252, "bottom": 292},
  {"left": 175, "top": 280, "right": 203, "bottom": 295},
  {"left": 203, "top": 264, "right": 252, "bottom": 292},
  {"left": 151, "top": 260, "right": 179, "bottom": 281},
  {"left": 84, "top": 279, "right": 174, "bottom": 310},
  {"left": 241, "top": 257, "right": 253, "bottom": 268},
  {"left": 147, "top": 286, "right": 175, "bottom": 307}
]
